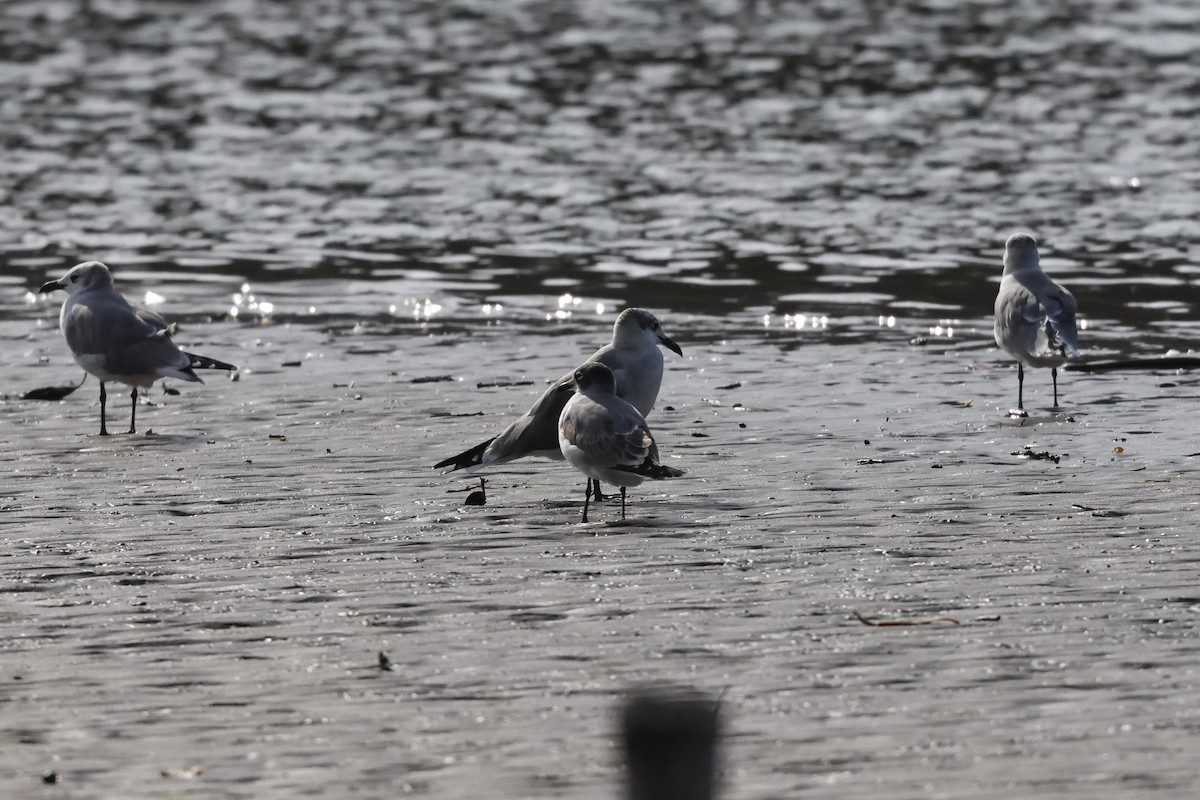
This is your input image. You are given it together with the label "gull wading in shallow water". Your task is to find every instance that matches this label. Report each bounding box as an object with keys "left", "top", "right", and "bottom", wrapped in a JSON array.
[
  {"left": 558, "top": 362, "right": 682, "bottom": 523},
  {"left": 433, "top": 308, "right": 682, "bottom": 499},
  {"left": 41, "top": 261, "right": 238, "bottom": 435},
  {"left": 993, "top": 233, "right": 1080, "bottom": 415}
]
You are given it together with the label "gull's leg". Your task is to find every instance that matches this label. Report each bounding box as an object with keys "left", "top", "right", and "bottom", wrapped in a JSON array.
[
  {"left": 1017, "top": 363, "right": 1025, "bottom": 411},
  {"left": 1052, "top": 367, "right": 1059, "bottom": 407},
  {"left": 591, "top": 479, "right": 607, "bottom": 502},
  {"left": 129, "top": 387, "right": 138, "bottom": 434},
  {"left": 581, "top": 480, "right": 592, "bottom": 523},
  {"left": 620, "top": 487, "right": 627, "bottom": 521},
  {"left": 99, "top": 381, "right": 110, "bottom": 436}
]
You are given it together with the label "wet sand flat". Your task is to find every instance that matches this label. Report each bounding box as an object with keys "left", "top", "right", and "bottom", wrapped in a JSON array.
[
  {"left": 5, "top": 317, "right": 1200, "bottom": 799},
  {"left": 4, "top": 0, "right": 1200, "bottom": 796}
]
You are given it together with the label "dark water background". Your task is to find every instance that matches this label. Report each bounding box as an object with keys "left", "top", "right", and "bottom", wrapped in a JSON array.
[
  {"left": 2, "top": 0, "right": 1199, "bottom": 352},
  {"left": 5, "top": 2, "right": 1200, "bottom": 799}
]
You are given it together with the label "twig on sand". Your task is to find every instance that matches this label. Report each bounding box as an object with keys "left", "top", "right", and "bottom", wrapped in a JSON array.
[
  {"left": 853, "top": 610, "right": 960, "bottom": 627},
  {"left": 1065, "top": 356, "right": 1200, "bottom": 373}
]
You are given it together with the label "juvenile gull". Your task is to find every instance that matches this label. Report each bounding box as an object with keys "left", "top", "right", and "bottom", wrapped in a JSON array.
[
  {"left": 433, "top": 308, "right": 682, "bottom": 497},
  {"left": 993, "top": 233, "right": 1079, "bottom": 414},
  {"left": 41, "top": 261, "right": 237, "bottom": 435},
  {"left": 558, "top": 362, "right": 683, "bottom": 522}
]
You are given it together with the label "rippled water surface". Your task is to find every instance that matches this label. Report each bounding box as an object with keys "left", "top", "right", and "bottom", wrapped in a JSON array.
[
  {"left": 3, "top": 0, "right": 1200, "bottom": 340},
  {"left": 4, "top": 1, "right": 1200, "bottom": 798}
]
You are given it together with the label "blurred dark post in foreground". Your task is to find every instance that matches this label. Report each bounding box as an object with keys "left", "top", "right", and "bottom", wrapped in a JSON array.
[{"left": 621, "top": 688, "right": 722, "bottom": 800}]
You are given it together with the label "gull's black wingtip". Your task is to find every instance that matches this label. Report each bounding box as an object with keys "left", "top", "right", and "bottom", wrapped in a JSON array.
[
  {"left": 185, "top": 352, "right": 238, "bottom": 372},
  {"left": 433, "top": 437, "right": 494, "bottom": 472}
]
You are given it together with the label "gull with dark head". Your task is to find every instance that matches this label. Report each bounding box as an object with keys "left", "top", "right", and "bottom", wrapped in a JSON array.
[
  {"left": 40, "top": 261, "right": 237, "bottom": 435},
  {"left": 993, "top": 233, "right": 1079, "bottom": 415},
  {"left": 558, "top": 362, "right": 682, "bottom": 523},
  {"left": 433, "top": 308, "right": 682, "bottom": 499}
]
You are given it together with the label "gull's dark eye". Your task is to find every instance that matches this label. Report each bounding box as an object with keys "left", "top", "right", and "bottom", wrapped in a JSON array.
[
  {"left": 575, "top": 370, "right": 584, "bottom": 381},
  {"left": 70, "top": 274, "right": 78, "bottom": 283},
  {"left": 651, "top": 320, "right": 659, "bottom": 330}
]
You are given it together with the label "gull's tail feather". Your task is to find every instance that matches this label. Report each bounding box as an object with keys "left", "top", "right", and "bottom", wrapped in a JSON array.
[
  {"left": 434, "top": 438, "right": 494, "bottom": 472},
  {"left": 186, "top": 352, "right": 238, "bottom": 372}
]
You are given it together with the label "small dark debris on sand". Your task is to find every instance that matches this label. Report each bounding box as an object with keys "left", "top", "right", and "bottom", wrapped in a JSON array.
[
  {"left": 22, "top": 373, "right": 87, "bottom": 400},
  {"left": 465, "top": 478, "right": 487, "bottom": 506},
  {"left": 1011, "top": 448, "right": 1060, "bottom": 464}
]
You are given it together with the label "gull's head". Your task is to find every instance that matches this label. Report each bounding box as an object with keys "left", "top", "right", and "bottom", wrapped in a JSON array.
[
  {"left": 1002, "top": 233, "right": 1041, "bottom": 274},
  {"left": 612, "top": 308, "right": 683, "bottom": 356},
  {"left": 573, "top": 362, "right": 617, "bottom": 394},
  {"left": 40, "top": 261, "right": 114, "bottom": 296}
]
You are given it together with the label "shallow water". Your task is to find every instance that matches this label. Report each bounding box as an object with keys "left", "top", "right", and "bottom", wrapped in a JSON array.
[{"left": 4, "top": 1, "right": 1200, "bottom": 798}]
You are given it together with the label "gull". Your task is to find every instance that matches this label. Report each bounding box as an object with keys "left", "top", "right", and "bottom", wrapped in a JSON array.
[
  {"left": 433, "top": 308, "right": 682, "bottom": 498},
  {"left": 41, "top": 261, "right": 237, "bottom": 435},
  {"left": 558, "top": 362, "right": 683, "bottom": 522},
  {"left": 993, "top": 233, "right": 1079, "bottom": 414}
]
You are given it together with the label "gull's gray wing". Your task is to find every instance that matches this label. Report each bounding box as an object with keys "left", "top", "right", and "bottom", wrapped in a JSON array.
[
  {"left": 103, "top": 331, "right": 194, "bottom": 379},
  {"left": 62, "top": 293, "right": 158, "bottom": 357},
  {"left": 561, "top": 400, "right": 655, "bottom": 469},
  {"left": 1042, "top": 283, "right": 1079, "bottom": 355},
  {"left": 996, "top": 276, "right": 1079, "bottom": 360},
  {"left": 64, "top": 292, "right": 192, "bottom": 378},
  {"left": 479, "top": 372, "right": 576, "bottom": 465},
  {"left": 133, "top": 303, "right": 173, "bottom": 334}
]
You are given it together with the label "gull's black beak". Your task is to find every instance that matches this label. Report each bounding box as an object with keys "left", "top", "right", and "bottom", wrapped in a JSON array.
[
  {"left": 659, "top": 333, "right": 683, "bottom": 356},
  {"left": 39, "top": 279, "right": 63, "bottom": 294}
]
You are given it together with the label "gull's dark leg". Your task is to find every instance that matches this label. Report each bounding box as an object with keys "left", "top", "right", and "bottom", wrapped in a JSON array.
[
  {"left": 1052, "top": 367, "right": 1059, "bottom": 407},
  {"left": 581, "top": 480, "right": 592, "bottom": 523},
  {"left": 1017, "top": 363, "right": 1025, "bottom": 411},
  {"left": 620, "top": 487, "right": 627, "bottom": 521},
  {"left": 99, "top": 381, "right": 110, "bottom": 436},
  {"left": 129, "top": 386, "right": 138, "bottom": 434},
  {"left": 590, "top": 479, "right": 607, "bottom": 501}
]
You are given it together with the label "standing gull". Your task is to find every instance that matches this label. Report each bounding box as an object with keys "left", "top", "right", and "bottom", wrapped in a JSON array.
[
  {"left": 993, "top": 233, "right": 1079, "bottom": 414},
  {"left": 558, "top": 363, "right": 682, "bottom": 522},
  {"left": 41, "top": 261, "right": 237, "bottom": 435},
  {"left": 433, "top": 308, "right": 682, "bottom": 498}
]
